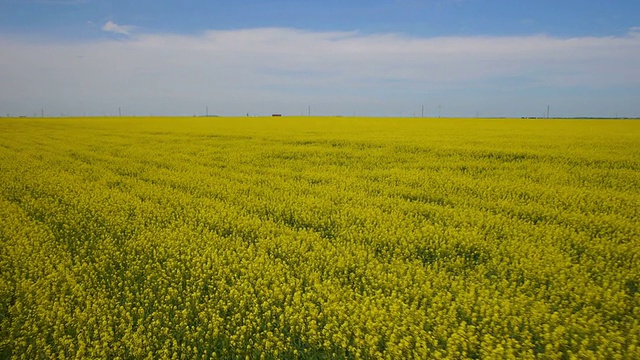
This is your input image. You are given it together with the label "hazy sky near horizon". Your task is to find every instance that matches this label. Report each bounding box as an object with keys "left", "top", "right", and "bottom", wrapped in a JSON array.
[{"left": 1, "top": 0, "right": 639, "bottom": 117}]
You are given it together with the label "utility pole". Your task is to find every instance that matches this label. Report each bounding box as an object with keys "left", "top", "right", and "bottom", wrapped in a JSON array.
[
  {"left": 119, "top": 107, "right": 122, "bottom": 117},
  {"left": 308, "top": 105, "right": 311, "bottom": 116},
  {"left": 206, "top": 106, "right": 209, "bottom": 117},
  {"left": 41, "top": 108, "right": 44, "bottom": 117},
  {"left": 438, "top": 104, "right": 443, "bottom": 118},
  {"left": 546, "top": 105, "right": 550, "bottom": 119},
  {"left": 422, "top": 105, "right": 424, "bottom": 118}
]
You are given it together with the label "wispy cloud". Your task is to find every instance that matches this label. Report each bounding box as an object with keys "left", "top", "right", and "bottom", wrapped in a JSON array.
[
  {"left": 102, "top": 21, "right": 135, "bottom": 36},
  {"left": 1, "top": 27, "right": 639, "bottom": 116}
]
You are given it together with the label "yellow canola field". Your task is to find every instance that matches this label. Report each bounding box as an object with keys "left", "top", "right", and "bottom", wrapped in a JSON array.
[{"left": 0, "top": 116, "right": 639, "bottom": 359}]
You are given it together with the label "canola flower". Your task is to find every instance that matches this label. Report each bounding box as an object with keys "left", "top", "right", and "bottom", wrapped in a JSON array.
[{"left": 0, "top": 116, "right": 639, "bottom": 359}]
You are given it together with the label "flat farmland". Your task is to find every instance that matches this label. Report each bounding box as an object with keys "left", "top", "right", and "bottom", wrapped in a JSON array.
[{"left": 1, "top": 117, "right": 639, "bottom": 359}]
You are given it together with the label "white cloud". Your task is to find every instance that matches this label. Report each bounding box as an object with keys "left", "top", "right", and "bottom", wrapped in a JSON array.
[
  {"left": 102, "top": 21, "right": 135, "bottom": 36},
  {"left": 1, "top": 28, "right": 639, "bottom": 117}
]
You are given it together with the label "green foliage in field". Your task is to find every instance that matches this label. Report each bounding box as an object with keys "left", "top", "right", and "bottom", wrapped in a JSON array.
[{"left": 1, "top": 117, "right": 639, "bottom": 359}]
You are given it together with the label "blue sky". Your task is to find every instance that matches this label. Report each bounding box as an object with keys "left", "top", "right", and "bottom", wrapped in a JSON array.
[{"left": 1, "top": 0, "right": 639, "bottom": 117}]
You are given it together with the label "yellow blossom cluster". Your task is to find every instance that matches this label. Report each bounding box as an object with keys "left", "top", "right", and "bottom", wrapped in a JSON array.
[{"left": 0, "top": 116, "right": 639, "bottom": 359}]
